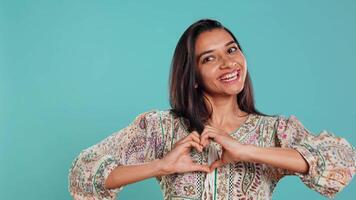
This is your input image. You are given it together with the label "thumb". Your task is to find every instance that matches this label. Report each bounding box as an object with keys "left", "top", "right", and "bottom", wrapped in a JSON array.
[
  {"left": 209, "top": 159, "right": 224, "bottom": 172},
  {"left": 192, "top": 163, "right": 210, "bottom": 173}
]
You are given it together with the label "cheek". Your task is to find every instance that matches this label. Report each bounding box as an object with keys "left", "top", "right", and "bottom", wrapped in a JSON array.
[
  {"left": 240, "top": 69, "right": 248, "bottom": 83},
  {"left": 200, "top": 68, "right": 216, "bottom": 83},
  {"left": 239, "top": 55, "right": 248, "bottom": 79},
  {"left": 242, "top": 68, "right": 247, "bottom": 79}
]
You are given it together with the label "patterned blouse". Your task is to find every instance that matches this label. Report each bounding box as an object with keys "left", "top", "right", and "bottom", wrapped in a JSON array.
[{"left": 68, "top": 109, "right": 355, "bottom": 200}]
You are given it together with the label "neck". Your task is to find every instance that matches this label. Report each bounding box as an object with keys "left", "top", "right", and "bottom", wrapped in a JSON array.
[{"left": 203, "top": 93, "right": 247, "bottom": 127}]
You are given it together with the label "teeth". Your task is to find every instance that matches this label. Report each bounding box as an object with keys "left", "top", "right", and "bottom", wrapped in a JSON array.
[
  {"left": 220, "top": 70, "right": 238, "bottom": 80},
  {"left": 222, "top": 75, "right": 237, "bottom": 82}
]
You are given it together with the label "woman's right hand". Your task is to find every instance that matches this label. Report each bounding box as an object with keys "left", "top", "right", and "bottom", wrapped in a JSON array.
[{"left": 159, "top": 131, "right": 210, "bottom": 175}]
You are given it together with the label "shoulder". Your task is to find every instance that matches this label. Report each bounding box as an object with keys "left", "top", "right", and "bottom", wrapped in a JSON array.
[
  {"left": 136, "top": 109, "right": 174, "bottom": 118},
  {"left": 255, "top": 114, "right": 304, "bottom": 129},
  {"left": 254, "top": 114, "right": 279, "bottom": 126},
  {"left": 134, "top": 109, "right": 163, "bottom": 121},
  {"left": 134, "top": 109, "right": 176, "bottom": 128}
]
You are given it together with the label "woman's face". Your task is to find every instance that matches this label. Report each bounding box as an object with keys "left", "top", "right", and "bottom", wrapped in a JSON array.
[{"left": 195, "top": 28, "right": 247, "bottom": 97}]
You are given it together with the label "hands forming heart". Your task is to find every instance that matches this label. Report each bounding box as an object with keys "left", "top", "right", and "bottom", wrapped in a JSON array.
[
  {"left": 160, "top": 125, "right": 247, "bottom": 175},
  {"left": 201, "top": 125, "right": 247, "bottom": 171}
]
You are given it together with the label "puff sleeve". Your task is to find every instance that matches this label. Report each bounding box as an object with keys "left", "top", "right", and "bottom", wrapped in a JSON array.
[
  {"left": 274, "top": 115, "right": 355, "bottom": 198},
  {"left": 68, "top": 110, "right": 165, "bottom": 200}
]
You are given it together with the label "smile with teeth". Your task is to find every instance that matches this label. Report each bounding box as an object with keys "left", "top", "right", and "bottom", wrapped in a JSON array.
[{"left": 219, "top": 70, "right": 239, "bottom": 82}]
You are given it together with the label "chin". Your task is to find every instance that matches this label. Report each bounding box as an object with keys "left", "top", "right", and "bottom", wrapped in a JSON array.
[
  {"left": 231, "top": 86, "right": 244, "bottom": 95},
  {"left": 221, "top": 88, "right": 243, "bottom": 96}
]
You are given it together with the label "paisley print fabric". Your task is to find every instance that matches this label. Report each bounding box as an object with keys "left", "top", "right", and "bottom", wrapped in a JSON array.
[{"left": 68, "top": 110, "right": 355, "bottom": 199}]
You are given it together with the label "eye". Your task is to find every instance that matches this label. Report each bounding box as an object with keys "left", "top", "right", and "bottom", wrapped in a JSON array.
[
  {"left": 202, "top": 56, "right": 214, "bottom": 64},
  {"left": 228, "top": 46, "right": 238, "bottom": 54}
]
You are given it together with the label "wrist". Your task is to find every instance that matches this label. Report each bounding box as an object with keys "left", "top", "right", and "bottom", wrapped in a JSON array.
[
  {"left": 239, "top": 144, "right": 258, "bottom": 162},
  {"left": 154, "top": 159, "right": 174, "bottom": 176}
]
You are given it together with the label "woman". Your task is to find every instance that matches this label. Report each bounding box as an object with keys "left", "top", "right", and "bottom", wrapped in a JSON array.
[{"left": 68, "top": 19, "right": 355, "bottom": 200}]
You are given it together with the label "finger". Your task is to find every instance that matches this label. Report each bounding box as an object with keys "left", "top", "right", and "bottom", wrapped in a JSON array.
[
  {"left": 191, "top": 163, "right": 210, "bottom": 173},
  {"left": 200, "top": 131, "right": 218, "bottom": 147},
  {"left": 174, "top": 133, "right": 200, "bottom": 148},
  {"left": 204, "top": 125, "right": 216, "bottom": 130},
  {"left": 205, "top": 125, "right": 227, "bottom": 136},
  {"left": 182, "top": 140, "right": 203, "bottom": 152},
  {"left": 203, "top": 129, "right": 228, "bottom": 147},
  {"left": 191, "top": 131, "right": 200, "bottom": 138},
  {"left": 200, "top": 129, "right": 210, "bottom": 147},
  {"left": 201, "top": 127, "right": 220, "bottom": 138},
  {"left": 189, "top": 133, "right": 201, "bottom": 144},
  {"left": 205, "top": 125, "right": 221, "bottom": 132},
  {"left": 209, "top": 159, "right": 224, "bottom": 172}
]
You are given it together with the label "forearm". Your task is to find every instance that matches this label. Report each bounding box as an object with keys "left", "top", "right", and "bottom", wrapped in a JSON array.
[
  {"left": 104, "top": 159, "right": 167, "bottom": 189},
  {"left": 242, "top": 145, "right": 309, "bottom": 174}
]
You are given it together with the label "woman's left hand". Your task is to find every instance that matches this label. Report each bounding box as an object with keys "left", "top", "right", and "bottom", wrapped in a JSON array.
[{"left": 200, "top": 125, "right": 248, "bottom": 172}]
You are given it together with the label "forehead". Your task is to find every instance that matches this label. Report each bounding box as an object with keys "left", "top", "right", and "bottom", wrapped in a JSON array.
[{"left": 195, "top": 28, "right": 234, "bottom": 53}]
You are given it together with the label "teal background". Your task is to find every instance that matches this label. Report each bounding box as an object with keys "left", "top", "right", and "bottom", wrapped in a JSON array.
[{"left": 1, "top": 0, "right": 355, "bottom": 199}]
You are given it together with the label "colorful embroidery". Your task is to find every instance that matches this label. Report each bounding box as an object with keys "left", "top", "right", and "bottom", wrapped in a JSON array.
[{"left": 68, "top": 110, "right": 355, "bottom": 200}]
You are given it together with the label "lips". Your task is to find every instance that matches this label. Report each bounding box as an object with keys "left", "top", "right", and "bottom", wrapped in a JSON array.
[{"left": 218, "top": 69, "right": 240, "bottom": 82}]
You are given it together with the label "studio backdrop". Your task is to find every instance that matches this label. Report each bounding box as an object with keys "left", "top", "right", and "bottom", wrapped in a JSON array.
[{"left": 0, "top": 0, "right": 355, "bottom": 199}]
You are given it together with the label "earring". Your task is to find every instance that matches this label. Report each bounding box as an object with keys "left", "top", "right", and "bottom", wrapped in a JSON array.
[{"left": 194, "top": 83, "right": 198, "bottom": 88}]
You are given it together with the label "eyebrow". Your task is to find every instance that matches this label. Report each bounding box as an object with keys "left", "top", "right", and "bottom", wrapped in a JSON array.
[{"left": 196, "top": 40, "right": 236, "bottom": 61}]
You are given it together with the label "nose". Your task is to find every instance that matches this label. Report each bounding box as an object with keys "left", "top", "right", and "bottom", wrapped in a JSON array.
[{"left": 219, "top": 55, "right": 235, "bottom": 69}]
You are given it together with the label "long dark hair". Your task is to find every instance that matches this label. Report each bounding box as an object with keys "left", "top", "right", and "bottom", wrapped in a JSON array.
[{"left": 169, "top": 18, "right": 265, "bottom": 134}]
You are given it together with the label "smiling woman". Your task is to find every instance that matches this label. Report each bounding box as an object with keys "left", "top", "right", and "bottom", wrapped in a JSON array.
[
  {"left": 68, "top": 19, "right": 355, "bottom": 200},
  {"left": 169, "top": 21, "right": 264, "bottom": 136}
]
